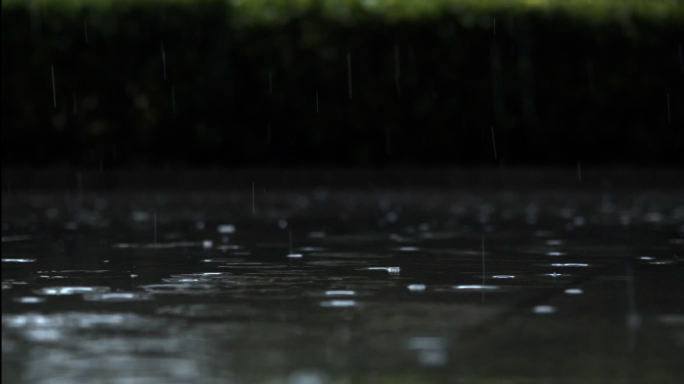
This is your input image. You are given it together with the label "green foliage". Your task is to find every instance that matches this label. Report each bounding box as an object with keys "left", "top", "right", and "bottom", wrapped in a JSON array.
[
  {"left": 2, "top": 0, "right": 683, "bottom": 165},
  {"left": 3, "top": 0, "right": 683, "bottom": 26}
]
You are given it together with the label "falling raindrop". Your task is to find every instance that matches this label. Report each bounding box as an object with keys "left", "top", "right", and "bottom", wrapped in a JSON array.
[
  {"left": 490, "top": 39, "right": 505, "bottom": 121},
  {"left": 171, "top": 86, "right": 177, "bottom": 113},
  {"left": 482, "top": 236, "right": 486, "bottom": 301},
  {"left": 517, "top": 26, "right": 535, "bottom": 126},
  {"left": 394, "top": 44, "right": 401, "bottom": 97},
  {"left": 268, "top": 71, "right": 272, "bottom": 94},
  {"left": 347, "top": 52, "right": 353, "bottom": 99},
  {"left": 289, "top": 228, "right": 293, "bottom": 253},
  {"left": 217, "top": 224, "right": 235, "bottom": 234},
  {"left": 161, "top": 42, "right": 166, "bottom": 80},
  {"left": 565, "top": 288, "right": 583, "bottom": 295},
  {"left": 51, "top": 65, "right": 56, "bottom": 108},
  {"left": 77, "top": 172, "right": 83, "bottom": 205},
  {"left": 490, "top": 126, "right": 497, "bottom": 159},
  {"left": 385, "top": 127, "right": 391, "bottom": 156},
  {"left": 667, "top": 93, "right": 671, "bottom": 124},
  {"left": 578, "top": 162, "right": 581, "bottom": 181},
  {"left": 587, "top": 61, "right": 595, "bottom": 96},
  {"left": 533, "top": 305, "right": 555, "bottom": 314}
]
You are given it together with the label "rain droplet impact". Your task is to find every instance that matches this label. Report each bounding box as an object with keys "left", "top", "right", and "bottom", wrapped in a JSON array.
[
  {"left": 320, "top": 300, "right": 357, "bottom": 307},
  {"left": 35, "top": 286, "right": 111, "bottom": 295},
  {"left": 407, "top": 284, "right": 426, "bottom": 291},
  {"left": 533, "top": 305, "right": 556, "bottom": 314},
  {"left": 452, "top": 285, "right": 499, "bottom": 290}
]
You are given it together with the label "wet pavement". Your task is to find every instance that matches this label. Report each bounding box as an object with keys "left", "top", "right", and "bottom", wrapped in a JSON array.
[{"left": 2, "top": 175, "right": 683, "bottom": 383}]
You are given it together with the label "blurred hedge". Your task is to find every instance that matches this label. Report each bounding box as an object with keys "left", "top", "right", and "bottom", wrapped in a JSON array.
[{"left": 2, "top": 0, "right": 683, "bottom": 166}]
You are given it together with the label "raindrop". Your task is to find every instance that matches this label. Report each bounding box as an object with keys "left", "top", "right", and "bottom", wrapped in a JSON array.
[
  {"left": 287, "top": 370, "right": 327, "bottom": 384},
  {"left": 2, "top": 258, "right": 36, "bottom": 263},
  {"left": 394, "top": 44, "right": 401, "bottom": 97},
  {"left": 161, "top": 42, "right": 166, "bottom": 80},
  {"left": 385, "top": 127, "right": 391, "bottom": 156},
  {"left": 578, "top": 162, "right": 581, "bottom": 181},
  {"left": 644, "top": 212, "right": 663, "bottom": 223},
  {"left": 482, "top": 236, "right": 486, "bottom": 299},
  {"left": 153, "top": 213, "right": 157, "bottom": 245},
  {"left": 667, "top": 93, "right": 671, "bottom": 124},
  {"left": 321, "top": 300, "right": 357, "bottom": 307},
  {"left": 398, "top": 246, "right": 419, "bottom": 251},
  {"left": 278, "top": 219, "right": 288, "bottom": 229},
  {"left": 452, "top": 285, "right": 498, "bottom": 290},
  {"left": 35, "top": 286, "right": 111, "bottom": 295},
  {"left": 132, "top": 211, "right": 150, "bottom": 222},
  {"left": 51, "top": 65, "right": 56, "bottom": 108},
  {"left": 171, "top": 86, "right": 177, "bottom": 113},
  {"left": 533, "top": 305, "right": 555, "bottom": 314},
  {"left": 366, "top": 266, "right": 400, "bottom": 274},
  {"left": 406, "top": 337, "right": 446, "bottom": 350},
  {"left": 2, "top": 235, "right": 33, "bottom": 242},
  {"left": 551, "top": 263, "right": 589, "bottom": 267},
  {"left": 217, "top": 224, "right": 236, "bottom": 234},
  {"left": 587, "top": 61, "right": 595, "bottom": 96},
  {"left": 14, "top": 297, "right": 45, "bottom": 303},
  {"left": 83, "top": 292, "right": 153, "bottom": 302},
  {"left": 347, "top": 52, "right": 353, "bottom": 99},
  {"left": 408, "top": 284, "right": 426, "bottom": 291},
  {"left": 325, "top": 290, "right": 355, "bottom": 296},
  {"left": 565, "top": 288, "right": 583, "bottom": 294}
]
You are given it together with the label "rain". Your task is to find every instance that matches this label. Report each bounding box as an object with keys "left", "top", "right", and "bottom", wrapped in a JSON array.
[{"left": 2, "top": 0, "right": 683, "bottom": 383}]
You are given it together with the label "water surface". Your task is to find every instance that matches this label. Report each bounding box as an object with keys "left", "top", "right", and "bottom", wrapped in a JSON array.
[{"left": 3, "top": 187, "right": 683, "bottom": 383}]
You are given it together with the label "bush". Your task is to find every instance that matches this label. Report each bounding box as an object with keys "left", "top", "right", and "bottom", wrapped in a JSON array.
[{"left": 2, "top": 0, "right": 683, "bottom": 166}]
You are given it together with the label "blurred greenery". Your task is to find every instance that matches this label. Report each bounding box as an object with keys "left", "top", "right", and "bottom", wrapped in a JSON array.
[{"left": 2, "top": 0, "right": 683, "bottom": 166}]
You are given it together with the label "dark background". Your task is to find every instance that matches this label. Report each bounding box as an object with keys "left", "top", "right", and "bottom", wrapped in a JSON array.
[{"left": 2, "top": 3, "right": 683, "bottom": 169}]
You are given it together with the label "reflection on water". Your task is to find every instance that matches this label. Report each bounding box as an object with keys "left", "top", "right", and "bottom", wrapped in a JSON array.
[{"left": 2, "top": 187, "right": 684, "bottom": 383}]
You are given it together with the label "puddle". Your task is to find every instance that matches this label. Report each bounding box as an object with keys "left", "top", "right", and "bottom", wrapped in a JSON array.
[{"left": 2, "top": 188, "right": 682, "bottom": 383}]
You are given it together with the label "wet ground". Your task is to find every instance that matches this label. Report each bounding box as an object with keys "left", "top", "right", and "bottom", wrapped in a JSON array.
[{"left": 2, "top": 173, "right": 684, "bottom": 384}]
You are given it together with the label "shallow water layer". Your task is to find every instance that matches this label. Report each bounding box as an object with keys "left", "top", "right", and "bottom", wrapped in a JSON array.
[{"left": 2, "top": 187, "right": 684, "bottom": 384}]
